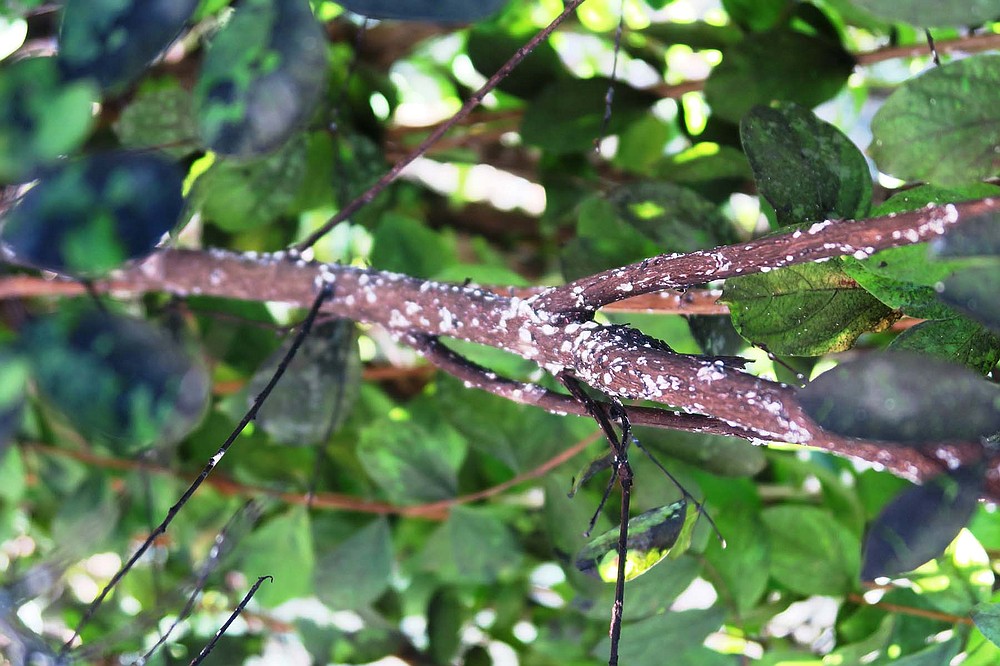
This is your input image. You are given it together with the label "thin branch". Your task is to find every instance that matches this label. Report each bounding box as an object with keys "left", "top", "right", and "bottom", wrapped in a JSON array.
[
  {"left": 846, "top": 592, "right": 974, "bottom": 626},
  {"left": 189, "top": 576, "right": 272, "bottom": 666}
]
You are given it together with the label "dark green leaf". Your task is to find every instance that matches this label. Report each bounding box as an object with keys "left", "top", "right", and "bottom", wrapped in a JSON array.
[
  {"left": 357, "top": 418, "right": 465, "bottom": 504},
  {"left": 762, "top": 505, "right": 860, "bottom": 595},
  {"left": 249, "top": 319, "right": 360, "bottom": 445},
  {"left": 314, "top": 518, "right": 393, "bottom": 610},
  {"left": 466, "top": 26, "right": 565, "bottom": 99},
  {"left": 575, "top": 500, "right": 690, "bottom": 582},
  {"left": 702, "top": 484, "right": 769, "bottom": 611},
  {"left": 0, "top": 350, "right": 27, "bottom": 455},
  {"left": 22, "top": 306, "right": 209, "bottom": 453},
  {"left": 427, "top": 587, "right": 464, "bottom": 664},
  {"left": 800, "top": 351, "right": 1000, "bottom": 444},
  {"left": 520, "top": 78, "right": 656, "bottom": 154},
  {"left": 862, "top": 465, "right": 983, "bottom": 580},
  {"left": 705, "top": 29, "right": 854, "bottom": 124},
  {"left": 113, "top": 84, "right": 199, "bottom": 157},
  {"left": 973, "top": 602, "right": 1000, "bottom": 647},
  {"left": 888, "top": 638, "right": 962, "bottom": 664},
  {"left": 889, "top": 317, "right": 1000, "bottom": 374},
  {"left": 938, "top": 266, "right": 1000, "bottom": 333},
  {"left": 240, "top": 506, "right": 314, "bottom": 606},
  {"left": 654, "top": 143, "right": 752, "bottom": 184},
  {"left": 850, "top": 1, "right": 1000, "bottom": 26},
  {"left": 370, "top": 214, "right": 456, "bottom": 279},
  {"left": 0, "top": 57, "right": 96, "bottom": 183},
  {"left": 870, "top": 55, "right": 1000, "bottom": 186},
  {"left": 641, "top": 428, "right": 767, "bottom": 477},
  {"left": 193, "top": 136, "right": 309, "bottom": 232},
  {"left": 722, "top": 0, "right": 788, "bottom": 30},
  {"left": 640, "top": 21, "right": 742, "bottom": 51},
  {"left": 568, "top": 450, "right": 613, "bottom": 498},
  {"left": 591, "top": 606, "right": 725, "bottom": 664},
  {"left": 740, "top": 102, "right": 872, "bottom": 225},
  {"left": 58, "top": 0, "right": 198, "bottom": 90},
  {"left": 722, "top": 260, "right": 898, "bottom": 355},
  {"left": 194, "top": 0, "right": 326, "bottom": 156},
  {"left": 337, "top": 0, "right": 508, "bottom": 21},
  {"left": 1, "top": 152, "right": 184, "bottom": 276}
]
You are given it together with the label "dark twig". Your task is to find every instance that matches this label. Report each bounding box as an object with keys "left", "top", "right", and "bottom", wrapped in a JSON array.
[
  {"left": 189, "top": 576, "right": 273, "bottom": 666},
  {"left": 61, "top": 283, "right": 333, "bottom": 654},
  {"left": 925, "top": 29, "right": 941, "bottom": 66},
  {"left": 595, "top": 0, "right": 626, "bottom": 153},
  {"left": 294, "top": 0, "right": 588, "bottom": 250}
]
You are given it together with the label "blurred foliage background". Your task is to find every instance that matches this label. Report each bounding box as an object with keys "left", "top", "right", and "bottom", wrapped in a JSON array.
[{"left": 1, "top": 0, "right": 1000, "bottom": 664}]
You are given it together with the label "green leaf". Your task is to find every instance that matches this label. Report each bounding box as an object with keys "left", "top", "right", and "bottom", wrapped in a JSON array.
[
  {"left": 357, "top": 418, "right": 465, "bottom": 504},
  {"left": 575, "top": 500, "right": 689, "bottom": 582},
  {"left": 0, "top": 57, "right": 97, "bottom": 183},
  {"left": 58, "top": 0, "right": 198, "bottom": 90},
  {"left": 337, "top": 0, "right": 508, "bottom": 21},
  {"left": 862, "top": 465, "right": 983, "bottom": 580},
  {"left": 113, "top": 83, "right": 199, "bottom": 157},
  {"left": 889, "top": 317, "right": 1000, "bottom": 374},
  {"left": 937, "top": 266, "right": 1000, "bottom": 334},
  {"left": 850, "top": 0, "right": 1000, "bottom": 26},
  {"left": 370, "top": 214, "right": 456, "bottom": 280},
  {"left": 870, "top": 55, "right": 1000, "bottom": 186},
  {"left": 249, "top": 319, "right": 361, "bottom": 445},
  {"left": 314, "top": 518, "right": 393, "bottom": 610},
  {"left": 802, "top": 351, "right": 1000, "bottom": 444},
  {"left": 520, "top": 78, "right": 656, "bottom": 154},
  {"left": 422, "top": 506, "right": 522, "bottom": 585},
  {"left": 22, "top": 306, "right": 209, "bottom": 453},
  {"left": 762, "top": 505, "right": 860, "bottom": 595},
  {"left": 722, "top": 0, "right": 788, "bottom": 30},
  {"left": 591, "top": 606, "right": 725, "bottom": 665},
  {"left": 0, "top": 349, "right": 27, "bottom": 455},
  {"left": 721, "top": 260, "right": 898, "bottom": 355},
  {"left": 240, "top": 506, "right": 314, "bottom": 606},
  {"left": 568, "top": 450, "right": 613, "bottom": 498},
  {"left": 704, "top": 29, "right": 854, "bottom": 124},
  {"left": 973, "top": 602, "right": 1000, "bottom": 648},
  {"left": 427, "top": 587, "right": 464, "bottom": 664},
  {"left": 640, "top": 429, "right": 767, "bottom": 477},
  {"left": 194, "top": 0, "right": 326, "bottom": 156},
  {"left": 928, "top": 210, "right": 1000, "bottom": 332},
  {"left": 702, "top": 484, "right": 769, "bottom": 611},
  {"left": 193, "top": 136, "right": 309, "bottom": 232},
  {"left": 1, "top": 151, "right": 184, "bottom": 276},
  {"left": 740, "top": 102, "right": 872, "bottom": 225},
  {"left": 562, "top": 181, "right": 738, "bottom": 280}
]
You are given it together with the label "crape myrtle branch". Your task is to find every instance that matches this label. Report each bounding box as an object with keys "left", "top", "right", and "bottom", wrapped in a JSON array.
[{"left": 110, "top": 197, "right": 999, "bottom": 495}]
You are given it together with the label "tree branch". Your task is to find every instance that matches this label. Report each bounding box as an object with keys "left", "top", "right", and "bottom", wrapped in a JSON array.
[{"left": 67, "top": 196, "right": 1000, "bottom": 498}]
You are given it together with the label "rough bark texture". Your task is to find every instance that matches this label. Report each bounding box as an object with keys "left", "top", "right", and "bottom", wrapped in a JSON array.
[{"left": 94, "top": 197, "right": 999, "bottom": 497}]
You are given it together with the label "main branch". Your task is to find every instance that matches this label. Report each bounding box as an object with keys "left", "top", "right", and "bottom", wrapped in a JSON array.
[{"left": 102, "top": 198, "right": 999, "bottom": 496}]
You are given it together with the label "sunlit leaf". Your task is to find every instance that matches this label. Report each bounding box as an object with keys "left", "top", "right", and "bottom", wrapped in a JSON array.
[
  {"left": 22, "top": 306, "right": 208, "bottom": 453},
  {"left": 870, "top": 55, "right": 1000, "bottom": 186},
  {"left": 337, "top": 0, "right": 508, "bottom": 21},
  {"left": 0, "top": 57, "right": 96, "bottom": 183},
  {"left": 58, "top": 0, "right": 198, "bottom": 90},
  {"left": 1, "top": 151, "right": 184, "bottom": 276},
  {"left": 314, "top": 518, "right": 392, "bottom": 610},
  {"left": 591, "top": 606, "right": 726, "bottom": 664},
  {"left": 740, "top": 102, "right": 871, "bottom": 225},
  {"left": 575, "top": 500, "right": 691, "bottom": 582},
  {"left": 849, "top": 0, "right": 1000, "bottom": 26},
  {"left": 249, "top": 319, "right": 361, "bottom": 445},
  {"left": 705, "top": 28, "right": 854, "bottom": 124},
  {"left": 862, "top": 465, "right": 983, "bottom": 580},
  {"left": 722, "top": 260, "right": 898, "bottom": 355},
  {"left": 194, "top": 0, "right": 326, "bottom": 156},
  {"left": 799, "top": 351, "right": 1000, "bottom": 444}
]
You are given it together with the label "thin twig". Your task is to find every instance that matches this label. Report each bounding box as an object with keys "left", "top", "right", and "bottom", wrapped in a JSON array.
[{"left": 189, "top": 576, "right": 273, "bottom": 666}]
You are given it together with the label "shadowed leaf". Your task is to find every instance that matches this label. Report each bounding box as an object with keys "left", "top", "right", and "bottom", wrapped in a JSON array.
[
  {"left": 357, "top": 419, "right": 465, "bottom": 504},
  {"left": 850, "top": 0, "right": 1000, "bottom": 26},
  {"left": 314, "top": 518, "right": 392, "bottom": 610},
  {"left": 1, "top": 152, "right": 184, "bottom": 276},
  {"left": 973, "top": 602, "right": 1000, "bottom": 648},
  {"left": 22, "top": 306, "right": 208, "bottom": 453},
  {"left": 889, "top": 317, "right": 1000, "bottom": 374},
  {"left": 740, "top": 102, "right": 871, "bottom": 226},
  {"left": 862, "top": 465, "right": 983, "bottom": 580},
  {"left": 763, "top": 505, "right": 860, "bottom": 595},
  {"left": 58, "top": 0, "right": 198, "bottom": 90},
  {"left": 800, "top": 351, "right": 1000, "bottom": 444},
  {"left": 194, "top": 0, "right": 326, "bottom": 156},
  {"left": 337, "top": 0, "right": 509, "bottom": 21}
]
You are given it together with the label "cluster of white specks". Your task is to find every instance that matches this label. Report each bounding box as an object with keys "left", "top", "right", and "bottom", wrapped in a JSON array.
[
  {"left": 316, "top": 262, "right": 337, "bottom": 286},
  {"left": 388, "top": 309, "right": 410, "bottom": 329},
  {"left": 438, "top": 308, "right": 454, "bottom": 332},
  {"left": 617, "top": 283, "right": 633, "bottom": 292},
  {"left": 934, "top": 447, "right": 963, "bottom": 470},
  {"left": 807, "top": 220, "right": 833, "bottom": 235},
  {"left": 695, "top": 360, "right": 727, "bottom": 383},
  {"left": 208, "top": 268, "right": 225, "bottom": 286}
]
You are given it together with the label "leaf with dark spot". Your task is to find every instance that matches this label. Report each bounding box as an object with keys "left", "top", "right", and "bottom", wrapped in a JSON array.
[
  {"left": 862, "top": 465, "right": 983, "bottom": 580},
  {"left": 799, "top": 351, "right": 1000, "bottom": 444},
  {"left": 575, "top": 500, "right": 692, "bottom": 582}
]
